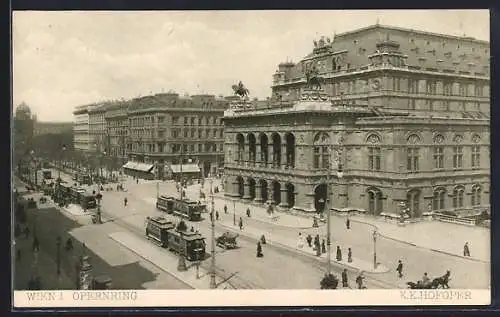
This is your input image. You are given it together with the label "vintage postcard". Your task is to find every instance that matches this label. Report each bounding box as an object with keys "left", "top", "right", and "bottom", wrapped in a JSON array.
[{"left": 12, "top": 9, "right": 490, "bottom": 308}]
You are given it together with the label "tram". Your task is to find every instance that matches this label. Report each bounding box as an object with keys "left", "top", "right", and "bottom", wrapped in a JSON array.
[
  {"left": 145, "top": 216, "right": 206, "bottom": 261},
  {"left": 156, "top": 195, "right": 204, "bottom": 221},
  {"left": 145, "top": 216, "right": 175, "bottom": 247}
]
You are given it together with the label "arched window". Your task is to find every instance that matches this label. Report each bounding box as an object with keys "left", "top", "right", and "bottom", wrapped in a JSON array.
[
  {"left": 406, "top": 134, "right": 421, "bottom": 172},
  {"left": 452, "top": 186, "right": 465, "bottom": 208},
  {"left": 432, "top": 188, "right": 446, "bottom": 211},
  {"left": 366, "top": 134, "right": 381, "bottom": 171},
  {"left": 471, "top": 184, "right": 482, "bottom": 206},
  {"left": 313, "top": 132, "right": 330, "bottom": 169},
  {"left": 433, "top": 134, "right": 445, "bottom": 169}
]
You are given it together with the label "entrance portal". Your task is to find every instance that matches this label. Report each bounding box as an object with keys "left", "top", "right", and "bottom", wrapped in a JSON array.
[{"left": 314, "top": 183, "right": 327, "bottom": 213}]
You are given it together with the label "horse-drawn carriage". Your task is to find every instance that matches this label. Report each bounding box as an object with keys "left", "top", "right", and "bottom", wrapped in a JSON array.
[
  {"left": 216, "top": 232, "right": 239, "bottom": 249},
  {"left": 407, "top": 271, "right": 451, "bottom": 289}
]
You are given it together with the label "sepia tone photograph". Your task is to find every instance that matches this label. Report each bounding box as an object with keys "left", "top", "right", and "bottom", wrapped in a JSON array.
[{"left": 12, "top": 9, "right": 490, "bottom": 307}]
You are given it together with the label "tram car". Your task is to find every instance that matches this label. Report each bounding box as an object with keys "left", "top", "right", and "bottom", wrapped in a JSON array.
[
  {"left": 145, "top": 216, "right": 206, "bottom": 261},
  {"left": 42, "top": 169, "right": 52, "bottom": 180},
  {"left": 145, "top": 216, "right": 175, "bottom": 247},
  {"left": 156, "top": 195, "right": 204, "bottom": 221},
  {"left": 167, "top": 229, "right": 206, "bottom": 261}
]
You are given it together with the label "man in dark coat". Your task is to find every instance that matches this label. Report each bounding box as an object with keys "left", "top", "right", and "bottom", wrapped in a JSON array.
[
  {"left": 321, "top": 239, "right": 326, "bottom": 253},
  {"left": 306, "top": 234, "right": 313, "bottom": 248},
  {"left": 397, "top": 260, "right": 404, "bottom": 278},
  {"left": 348, "top": 248, "right": 353, "bottom": 263},
  {"left": 336, "top": 246, "right": 342, "bottom": 261},
  {"left": 463, "top": 242, "right": 470, "bottom": 257},
  {"left": 224, "top": 205, "right": 228, "bottom": 214},
  {"left": 342, "top": 269, "right": 349, "bottom": 288},
  {"left": 239, "top": 217, "right": 243, "bottom": 230},
  {"left": 215, "top": 210, "right": 219, "bottom": 221},
  {"left": 246, "top": 208, "right": 251, "bottom": 218},
  {"left": 256, "top": 241, "right": 263, "bottom": 257},
  {"left": 346, "top": 217, "right": 351, "bottom": 229}
]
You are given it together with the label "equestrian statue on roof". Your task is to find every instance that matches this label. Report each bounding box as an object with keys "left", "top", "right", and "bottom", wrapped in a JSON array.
[
  {"left": 232, "top": 81, "right": 250, "bottom": 100},
  {"left": 305, "top": 66, "right": 323, "bottom": 90}
]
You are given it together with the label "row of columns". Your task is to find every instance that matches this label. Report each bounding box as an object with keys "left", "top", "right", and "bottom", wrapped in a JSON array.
[
  {"left": 238, "top": 143, "right": 294, "bottom": 168},
  {"left": 235, "top": 178, "right": 293, "bottom": 208}
]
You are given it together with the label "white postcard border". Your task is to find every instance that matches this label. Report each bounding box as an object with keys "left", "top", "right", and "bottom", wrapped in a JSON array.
[{"left": 14, "top": 289, "right": 490, "bottom": 308}]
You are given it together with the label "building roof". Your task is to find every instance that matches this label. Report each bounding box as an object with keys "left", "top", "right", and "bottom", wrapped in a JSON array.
[
  {"left": 277, "top": 24, "right": 490, "bottom": 85},
  {"left": 335, "top": 24, "right": 488, "bottom": 44}
]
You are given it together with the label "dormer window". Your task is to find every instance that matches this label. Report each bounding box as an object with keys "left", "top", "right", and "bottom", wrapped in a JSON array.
[
  {"left": 426, "top": 41, "right": 430, "bottom": 45},
  {"left": 410, "top": 38, "right": 414, "bottom": 43},
  {"left": 353, "top": 40, "right": 358, "bottom": 44}
]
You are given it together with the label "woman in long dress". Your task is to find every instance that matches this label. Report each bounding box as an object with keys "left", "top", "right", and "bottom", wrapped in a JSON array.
[{"left": 297, "top": 232, "right": 304, "bottom": 249}]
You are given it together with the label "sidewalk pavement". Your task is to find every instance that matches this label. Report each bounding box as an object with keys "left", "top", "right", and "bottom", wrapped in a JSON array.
[
  {"left": 109, "top": 231, "right": 234, "bottom": 289},
  {"left": 199, "top": 185, "right": 490, "bottom": 264},
  {"left": 348, "top": 214, "right": 490, "bottom": 263},
  {"left": 214, "top": 214, "right": 389, "bottom": 274}
]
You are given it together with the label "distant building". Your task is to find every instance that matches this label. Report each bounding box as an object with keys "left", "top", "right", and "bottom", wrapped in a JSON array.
[
  {"left": 125, "top": 93, "right": 228, "bottom": 179},
  {"left": 223, "top": 24, "right": 490, "bottom": 217},
  {"left": 33, "top": 121, "right": 73, "bottom": 136},
  {"left": 74, "top": 92, "right": 230, "bottom": 180},
  {"left": 73, "top": 103, "right": 104, "bottom": 152},
  {"left": 13, "top": 103, "right": 36, "bottom": 173}
]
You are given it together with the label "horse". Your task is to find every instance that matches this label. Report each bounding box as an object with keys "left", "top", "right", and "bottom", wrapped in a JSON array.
[
  {"left": 232, "top": 81, "right": 250, "bottom": 99},
  {"left": 305, "top": 67, "right": 323, "bottom": 90},
  {"left": 432, "top": 270, "right": 451, "bottom": 289}
]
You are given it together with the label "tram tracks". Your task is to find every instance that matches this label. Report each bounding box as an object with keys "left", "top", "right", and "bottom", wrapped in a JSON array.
[{"left": 99, "top": 208, "right": 260, "bottom": 289}]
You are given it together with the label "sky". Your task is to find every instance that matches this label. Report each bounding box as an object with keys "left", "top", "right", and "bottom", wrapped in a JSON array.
[{"left": 12, "top": 10, "right": 489, "bottom": 122}]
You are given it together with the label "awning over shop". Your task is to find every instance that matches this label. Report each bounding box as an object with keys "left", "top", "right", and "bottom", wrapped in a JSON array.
[
  {"left": 122, "top": 161, "right": 154, "bottom": 173},
  {"left": 170, "top": 164, "right": 200, "bottom": 174}
]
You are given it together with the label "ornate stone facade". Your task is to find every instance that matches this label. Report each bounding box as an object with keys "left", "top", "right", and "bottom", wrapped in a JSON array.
[{"left": 223, "top": 24, "right": 490, "bottom": 217}]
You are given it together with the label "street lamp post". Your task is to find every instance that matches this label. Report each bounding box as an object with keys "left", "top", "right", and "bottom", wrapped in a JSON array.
[
  {"left": 233, "top": 200, "right": 236, "bottom": 226},
  {"left": 373, "top": 230, "right": 378, "bottom": 269},
  {"left": 177, "top": 146, "right": 188, "bottom": 272},
  {"left": 56, "top": 236, "right": 61, "bottom": 276},
  {"left": 209, "top": 180, "right": 217, "bottom": 289},
  {"left": 57, "top": 145, "right": 66, "bottom": 204}
]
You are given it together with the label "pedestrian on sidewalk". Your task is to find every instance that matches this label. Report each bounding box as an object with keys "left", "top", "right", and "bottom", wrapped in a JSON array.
[
  {"left": 356, "top": 271, "right": 365, "bottom": 289},
  {"left": 24, "top": 226, "right": 30, "bottom": 239},
  {"left": 314, "top": 235, "right": 320, "bottom": 250},
  {"left": 463, "top": 242, "right": 471, "bottom": 257},
  {"left": 336, "top": 246, "right": 342, "bottom": 261},
  {"left": 32, "top": 236, "right": 39, "bottom": 252},
  {"left": 348, "top": 248, "right": 353, "bottom": 263},
  {"left": 246, "top": 208, "right": 251, "bottom": 218},
  {"left": 224, "top": 204, "right": 228, "bottom": 214},
  {"left": 260, "top": 234, "right": 266, "bottom": 245},
  {"left": 315, "top": 239, "right": 321, "bottom": 256},
  {"left": 256, "top": 241, "right": 263, "bottom": 258},
  {"left": 136, "top": 179, "right": 139, "bottom": 184},
  {"left": 396, "top": 260, "right": 404, "bottom": 278},
  {"left": 321, "top": 239, "right": 326, "bottom": 254},
  {"left": 215, "top": 210, "right": 219, "bottom": 221},
  {"left": 16, "top": 249, "right": 21, "bottom": 262},
  {"left": 346, "top": 217, "right": 351, "bottom": 230},
  {"left": 239, "top": 217, "right": 243, "bottom": 230},
  {"left": 306, "top": 234, "right": 313, "bottom": 248},
  {"left": 342, "top": 269, "right": 349, "bottom": 288},
  {"left": 124, "top": 197, "right": 128, "bottom": 207},
  {"left": 297, "top": 232, "right": 304, "bottom": 249},
  {"left": 190, "top": 226, "right": 195, "bottom": 232}
]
